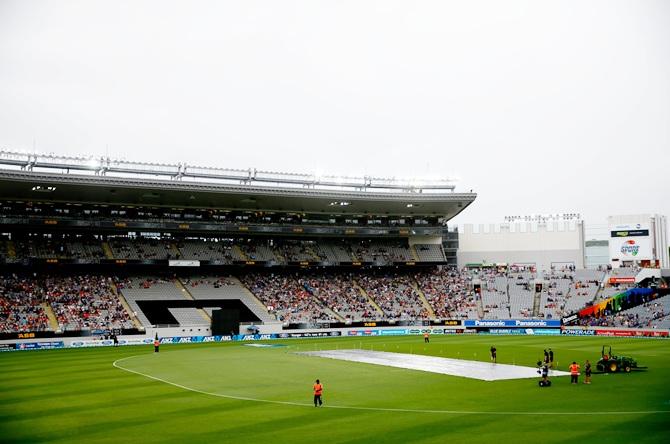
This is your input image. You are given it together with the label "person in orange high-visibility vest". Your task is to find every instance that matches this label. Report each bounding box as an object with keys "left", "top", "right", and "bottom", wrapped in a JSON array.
[
  {"left": 313, "top": 379, "right": 323, "bottom": 407},
  {"left": 569, "top": 361, "right": 580, "bottom": 384},
  {"left": 424, "top": 332, "right": 430, "bottom": 343},
  {"left": 153, "top": 338, "right": 160, "bottom": 353}
]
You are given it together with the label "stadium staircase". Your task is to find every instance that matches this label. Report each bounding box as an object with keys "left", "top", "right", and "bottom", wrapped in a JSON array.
[
  {"left": 475, "top": 285, "right": 484, "bottom": 318},
  {"left": 411, "top": 279, "right": 436, "bottom": 318},
  {"left": 175, "top": 278, "right": 211, "bottom": 322},
  {"left": 101, "top": 242, "right": 115, "bottom": 259},
  {"left": 593, "top": 284, "right": 604, "bottom": 301},
  {"left": 320, "top": 303, "right": 346, "bottom": 322},
  {"left": 42, "top": 303, "right": 60, "bottom": 331},
  {"left": 532, "top": 286, "right": 541, "bottom": 317},
  {"left": 410, "top": 246, "right": 420, "bottom": 262},
  {"left": 271, "top": 249, "right": 284, "bottom": 264},
  {"left": 6, "top": 240, "right": 16, "bottom": 258},
  {"left": 306, "top": 246, "right": 321, "bottom": 262},
  {"left": 229, "top": 277, "right": 277, "bottom": 323},
  {"left": 169, "top": 243, "right": 182, "bottom": 259},
  {"left": 111, "top": 283, "right": 144, "bottom": 329},
  {"left": 234, "top": 245, "right": 249, "bottom": 261},
  {"left": 352, "top": 281, "right": 385, "bottom": 317}
]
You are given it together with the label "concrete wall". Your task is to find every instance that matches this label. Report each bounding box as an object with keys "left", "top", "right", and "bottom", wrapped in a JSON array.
[{"left": 457, "top": 221, "right": 584, "bottom": 271}]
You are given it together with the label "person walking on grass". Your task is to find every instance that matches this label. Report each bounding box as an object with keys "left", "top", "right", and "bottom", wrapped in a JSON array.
[
  {"left": 490, "top": 346, "right": 497, "bottom": 363},
  {"left": 313, "top": 379, "right": 323, "bottom": 407}
]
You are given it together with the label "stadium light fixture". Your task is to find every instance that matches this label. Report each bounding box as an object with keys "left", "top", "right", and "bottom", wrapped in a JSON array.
[{"left": 31, "top": 186, "right": 56, "bottom": 192}]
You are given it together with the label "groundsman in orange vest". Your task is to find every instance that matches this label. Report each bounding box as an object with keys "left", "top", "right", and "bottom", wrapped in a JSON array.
[
  {"left": 569, "top": 361, "right": 580, "bottom": 384},
  {"left": 313, "top": 379, "right": 323, "bottom": 407}
]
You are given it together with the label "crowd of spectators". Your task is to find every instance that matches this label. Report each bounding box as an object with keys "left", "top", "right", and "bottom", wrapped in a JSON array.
[
  {"left": 240, "top": 273, "right": 331, "bottom": 323},
  {"left": 0, "top": 275, "right": 50, "bottom": 332},
  {"left": 0, "top": 274, "right": 133, "bottom": 333},
  {"left": 44, "top": 275, "right": 133, "bottom": 331},
  {"left": 0, "top": 265, "right": 657, "bottom": 333},
  {"left": 415, "top": 269, "right": 477, "bottom": 318},
  {"left": 579, "top": 299, "right": 667, "bottom": 328},
  {"left": 356, "top": 273, "right": 428, "bottom": 320},
  {"left": 300, "top": 273, "right": 378, "bottom": 320}
]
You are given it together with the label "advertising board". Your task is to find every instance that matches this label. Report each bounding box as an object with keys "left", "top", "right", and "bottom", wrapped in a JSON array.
[
  {"left": 609, "top": 223, "right": 652, "bottom": 261},
  {"left": 463, "top": 319, "right": 561, "bottom": 328}
]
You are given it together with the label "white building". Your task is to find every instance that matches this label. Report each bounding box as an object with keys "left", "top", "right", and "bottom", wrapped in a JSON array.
[
  {"left": 607, "top": 214, "right": 668, "bottom": 268},
  {"left": 457, "top": 220, "right": 585, "bottom": 272}
]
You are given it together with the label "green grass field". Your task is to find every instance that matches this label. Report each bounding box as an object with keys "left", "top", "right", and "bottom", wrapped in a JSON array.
[{"left": 1, "top": 335, "right": 669, "bottom": 443}]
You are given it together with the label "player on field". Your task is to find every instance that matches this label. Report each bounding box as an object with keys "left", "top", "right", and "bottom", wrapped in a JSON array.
[
  {"left": 490, "top": 346, "right": 497, "bottom": 363},
  {"left": 584, "top": 360, "right": 592, "bottom": 384}
]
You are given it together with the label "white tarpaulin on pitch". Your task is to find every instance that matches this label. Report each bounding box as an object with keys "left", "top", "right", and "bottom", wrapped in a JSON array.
[{"left": 299, "top": 349, "right": 571, "bottom": 381}]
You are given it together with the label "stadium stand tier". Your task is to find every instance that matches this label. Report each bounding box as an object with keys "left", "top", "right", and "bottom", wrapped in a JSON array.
[{"left": 0, "top": 265, "right": 663, "bottom": 333}]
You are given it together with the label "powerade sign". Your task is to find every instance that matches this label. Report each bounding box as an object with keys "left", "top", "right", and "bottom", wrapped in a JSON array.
[
  {"left": 463, "top": 319, "right": 561, "bottom": 328},
  {"left": 562, "top": 329, "right": 596, "bottom": 336}
]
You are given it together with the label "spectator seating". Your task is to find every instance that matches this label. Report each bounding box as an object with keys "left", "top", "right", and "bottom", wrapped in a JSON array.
[
  {"left": 0, "top": 276, "right": 50, "bottom": 332},
  {"left": 168, "top": 308, "right": 209, "bottom": 326},
  {"left": 108, "top": 238, "right": 175, "bottom": 260},
  {"left": 300, "top": 273, "right": 379, "bottom": 320},
  {"left": 356, "top": 273, "right": 427, "bottom": 320},
  {"left": 239, "top": 273, "right": 331, "bottom": 323},
  {"left": 415, "top": 269, "right": 477, "bottom": 319},
  {"left": 182, "top": 276, "right": 275, "bottom": 323},
  {"left": 176, "top": 239, "right": 240, "bottom": 262},
  {"left": 413, "top": 244, "right": 446, "bottom": 262},
  {"left": 117, "top": 277, "right": 189, "bottom": 327}
]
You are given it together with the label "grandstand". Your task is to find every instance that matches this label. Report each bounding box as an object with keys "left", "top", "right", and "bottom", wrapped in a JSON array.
[{"left": 0, "top": 151, "right": 667, "bottom": 337}]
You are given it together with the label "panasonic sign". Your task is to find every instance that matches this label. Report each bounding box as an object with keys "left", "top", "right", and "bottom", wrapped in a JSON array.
[{"left": 463, "top": 319, "right": 561, "bottom": 328}]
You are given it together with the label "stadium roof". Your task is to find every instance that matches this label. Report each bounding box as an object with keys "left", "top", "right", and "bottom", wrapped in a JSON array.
[{"left": 0, "top": 150, "right": 476, "bottom": 217}]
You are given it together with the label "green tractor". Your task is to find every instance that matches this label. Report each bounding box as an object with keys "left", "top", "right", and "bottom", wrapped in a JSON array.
[{"left": 596, "top": 345, "right": 641, "bottom": 373}]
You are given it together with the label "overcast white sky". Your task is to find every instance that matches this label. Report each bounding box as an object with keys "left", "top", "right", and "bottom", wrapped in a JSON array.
[{"left": 0, "top": 0, "right": 668, "bottom": 224}]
